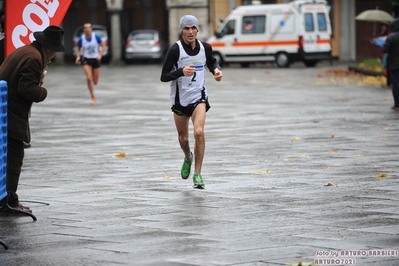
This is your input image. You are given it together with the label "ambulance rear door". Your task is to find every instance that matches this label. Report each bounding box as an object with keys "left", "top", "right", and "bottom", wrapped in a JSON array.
[{"left": 299, "top": 3, "right": 331, "bottom": 61}]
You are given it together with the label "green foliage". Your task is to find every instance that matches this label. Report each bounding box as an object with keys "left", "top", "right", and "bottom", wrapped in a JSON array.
[{"left": 356, "top": 58, "right": 381, "bottom": 68}]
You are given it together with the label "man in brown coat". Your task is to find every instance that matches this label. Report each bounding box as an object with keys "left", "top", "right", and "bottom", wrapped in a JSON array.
[{"left": 0, "top": 25, "right": 65, "bottom": 213}]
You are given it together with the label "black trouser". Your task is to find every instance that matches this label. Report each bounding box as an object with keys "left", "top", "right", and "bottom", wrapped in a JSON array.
[
  {"left": 390, "top": 69, "right": 399, "bottom": 107},
  {"left": 5, "top": 137, "right": 24, "bottom": 207}
]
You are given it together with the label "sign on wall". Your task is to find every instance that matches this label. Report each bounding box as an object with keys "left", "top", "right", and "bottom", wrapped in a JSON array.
[{"left": 5, "top": 0, "right": 72, "bottom": 56}]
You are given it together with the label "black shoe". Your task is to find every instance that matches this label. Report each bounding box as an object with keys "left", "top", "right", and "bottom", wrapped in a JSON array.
[
  {"left": 23, "top": 142, "right": 31, "bottom": 149},
  {"left": 0, "top": 202, "right": 32, "bottom": 215}
]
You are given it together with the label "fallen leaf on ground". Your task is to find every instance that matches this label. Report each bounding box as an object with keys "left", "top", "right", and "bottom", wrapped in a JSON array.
[
  {"left": 376, "top": 173, "right": 387, "bottom": 179},
  {"left": 248, "top": 170, "right": 272, "bottom": 175},
  {"left": 314, "top": 80, "right": 329, "bottom": 86},
  {"left": 113, "top": 152, "right": 126, "bottom": 158},
  {"left": 260, "top": 186, "right": 275, "bottom": 190},
  {"left": 325, "top": 182, "right": 338, "bottom": 187},
  {"left": 248, "top": 170, "right": 263, "bottom": 174}
]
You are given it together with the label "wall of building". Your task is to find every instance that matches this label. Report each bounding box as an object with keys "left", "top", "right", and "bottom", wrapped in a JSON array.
[
  {"left": 166, "top": 0, "right": 209, "bottom": 44},
  {"left": 209, "top": 0, "right": 237, "bottom": 34},
  {"left": 329, "top": 0, "right": 339, "bottom": 58}
]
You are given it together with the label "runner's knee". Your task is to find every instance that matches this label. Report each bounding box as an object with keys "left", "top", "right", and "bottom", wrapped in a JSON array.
[
  {"left": 194, "top": 127, "right": 204, "bottom": 139},
  {"left": 178, "top": 134, "right": 189, "bottom": 144}
]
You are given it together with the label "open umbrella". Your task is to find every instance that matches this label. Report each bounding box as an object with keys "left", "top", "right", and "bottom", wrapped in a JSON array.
[{"left": 355, "top": 9, "right": 394, "bottom": 23}]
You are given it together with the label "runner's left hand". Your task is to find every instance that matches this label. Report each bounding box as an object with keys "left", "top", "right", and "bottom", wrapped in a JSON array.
[{"left": 214, "top": 68, "right": 223, "bottom": 82}]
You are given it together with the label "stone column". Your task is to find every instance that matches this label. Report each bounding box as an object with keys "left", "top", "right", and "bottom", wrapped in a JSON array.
[
  {"left": 105, "top": 0, "right": 123, "bottom": 64},
  {"left": 339, "top": 0, "right": 356, "bottom": 61}
]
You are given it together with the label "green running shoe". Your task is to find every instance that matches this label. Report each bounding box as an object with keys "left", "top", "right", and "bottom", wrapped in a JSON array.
[
  {"left": 193, "top": 173, "right": 205, "bottom": 189},
  {"left": 181, "top": 152, "right": 193, "bottom": 179}
]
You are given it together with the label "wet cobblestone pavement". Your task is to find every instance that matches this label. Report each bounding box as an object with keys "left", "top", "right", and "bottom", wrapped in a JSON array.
[{"left": 1, "top": 62, "right": 398, "bottom": 266}]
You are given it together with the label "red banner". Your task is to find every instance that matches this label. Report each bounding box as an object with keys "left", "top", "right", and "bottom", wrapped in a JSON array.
[{"left": 5, "top": 0, "right": 72, "bottom": 56}]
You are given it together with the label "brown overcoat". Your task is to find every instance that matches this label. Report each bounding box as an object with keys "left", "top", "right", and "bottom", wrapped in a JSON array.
[{"left": 0, "top": 42, "right": 47, "bottom": 143}]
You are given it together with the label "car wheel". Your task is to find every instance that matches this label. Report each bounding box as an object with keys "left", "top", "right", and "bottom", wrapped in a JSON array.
[
  {"left": 275, "top": 52, "right": 290, "bottom": 68},
  {"left": 304, "top": 60, "right": 318, "bottom": 67}
]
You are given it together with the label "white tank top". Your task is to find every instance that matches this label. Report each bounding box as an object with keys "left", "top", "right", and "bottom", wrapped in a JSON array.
[
  {"left": 170, "top": 40, "right": 207, "bottom": 107},
  {"left": 81, "top": 33, "right": 100, "bottom": 59}
]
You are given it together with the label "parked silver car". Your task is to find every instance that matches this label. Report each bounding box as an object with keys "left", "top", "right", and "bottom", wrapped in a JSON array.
[
  {"left": 124, "top": 30, "right": 167, "bottom": 63},
  {"left": 72, "top": 24, "right": 111, "bottom": 63}
]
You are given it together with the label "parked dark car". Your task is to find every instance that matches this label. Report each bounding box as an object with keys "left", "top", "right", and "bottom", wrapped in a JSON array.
[
  {"left": 124, "top": 30, "right": 167, "bottom": 63},
  {"left": 72, "top": 24, "right": 111, "bottom": 64}
]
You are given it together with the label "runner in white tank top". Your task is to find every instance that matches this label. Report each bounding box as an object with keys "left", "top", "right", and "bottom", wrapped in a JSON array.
[
  {"left": 75, "top": 23, "right": 106, "bottom": 105},
  {"left": 161, "top": 15, "right": 223, "bottom": 189},
  {"left": 81, "top": 32, "right": 101, "bottom": 59},
  {"left": 170, "top": 40, "right": 207, "bottom": 108}
]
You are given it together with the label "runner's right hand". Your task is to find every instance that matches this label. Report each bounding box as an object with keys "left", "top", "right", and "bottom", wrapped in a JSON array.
[{"left": 183, "top": 64, "right": 195, "bottom": 77}]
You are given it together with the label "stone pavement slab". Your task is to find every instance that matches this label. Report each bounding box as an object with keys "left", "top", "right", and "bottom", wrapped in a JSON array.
[{"left": 0, "top": 63, "right": 398, "bottom": 266}]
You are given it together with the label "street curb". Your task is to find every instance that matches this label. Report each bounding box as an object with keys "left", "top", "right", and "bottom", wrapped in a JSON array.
[{"left": 348, "top": 65, "right": 384, "bottom": 77}]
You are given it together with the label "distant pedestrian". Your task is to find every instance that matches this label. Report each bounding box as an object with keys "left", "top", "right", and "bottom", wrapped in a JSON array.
[
  {"left": 0, "top": 15, "right": 33, "bottom": 148},
  {"left": 75, "top": 23, "right": 106, "bottom": 105},
  {"left": 383, "top": 18, "right": 399, "bottom": 110},
  {"left": 160, "top": 15, "right": 223, "bottom": 189},
  {"left": 0, "top": 15, "right": 33, "bottom": 149},
  {"left": 0, "top": 26, "right": 65, "bottom": 213},
  {"left": 371, "top": 23, "right": 390, "bottom": 59}
]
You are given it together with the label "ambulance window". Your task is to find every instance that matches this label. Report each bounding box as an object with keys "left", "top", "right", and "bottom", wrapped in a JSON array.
[
  {"left": 220, "top": 20, "right": 236, "bottom": 37},
  {"left": 317, "top": 13, "right": 327, "bottom": 31},
  {"left": 304, "top": 13, "right": 314, "bottom": 32},
  {"left": 242, "top": 16, "right": 265, "bottom": 34}
]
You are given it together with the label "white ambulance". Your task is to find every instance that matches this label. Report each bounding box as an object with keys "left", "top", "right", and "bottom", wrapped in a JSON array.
[{"left": 207, "top": 0, "right": 332, "bottom": 68}]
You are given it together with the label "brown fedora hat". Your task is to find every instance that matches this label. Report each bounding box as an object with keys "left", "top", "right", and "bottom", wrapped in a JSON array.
[{"left": 33, "top": 25, "right": 65, "bottom": 52}]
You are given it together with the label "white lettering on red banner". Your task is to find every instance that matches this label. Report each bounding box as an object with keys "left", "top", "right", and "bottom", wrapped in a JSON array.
[
  {"left": 32, "top": 0, "right": 60, "bottom": 18},
  {"left": 11, "top": 0, "right": 60, "bottom": 51}
]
